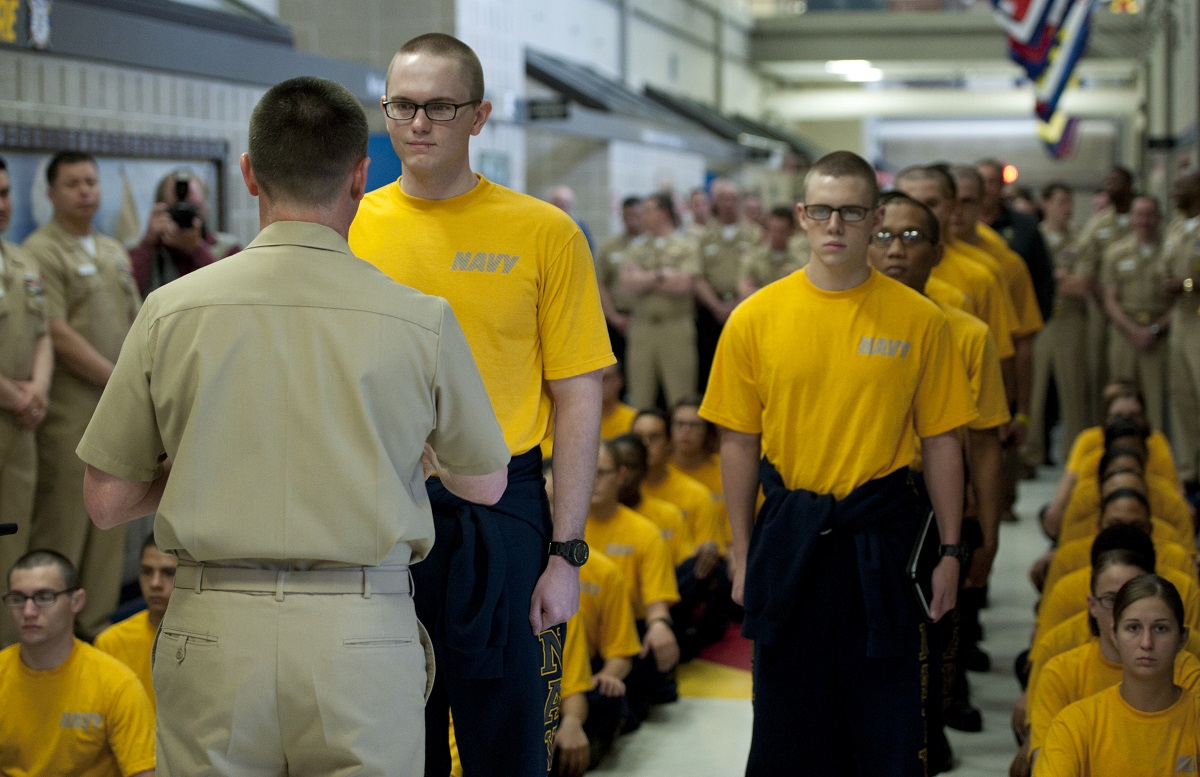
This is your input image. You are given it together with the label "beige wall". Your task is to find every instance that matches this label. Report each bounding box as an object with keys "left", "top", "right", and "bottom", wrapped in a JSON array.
[{"left": 0, "top": 49, "right": 264, "bottom": 246}]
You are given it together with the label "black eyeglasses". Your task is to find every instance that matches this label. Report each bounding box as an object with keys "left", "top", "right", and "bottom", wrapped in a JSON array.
[
  {"left": 804, "top": 204, "right": 871, "bottom": 223},
  {"left": 1095, "top": 593, "right": 1118, "bottom": 609},
  {"left": 382, "top": 100, "right": 480, "bottom": 122},
  {"left": 871, "top": 229, "right": 934, "bottom": 247},
  {"left": 3, "top": 588, "right": 78, "bottom": 609}
]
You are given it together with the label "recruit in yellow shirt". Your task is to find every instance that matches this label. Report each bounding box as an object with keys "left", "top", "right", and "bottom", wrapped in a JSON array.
[
  {"left": 1059, "top": 473, "right": 1194, "bottom": 549},
  {"left": 643, "top": 468, "right": 724, "bottom": 550},
  {"left": 1030, "top": 640, "right": 1200, "bottom": 755},
  {"left": 669, "top": 453, "right": 733, "bottom": 549},
  {"left": 578, "top": 550, "right": 642, "bottom": 662},
  {"left": 585, "top": 505, "right": 680, "bottom": 620},
  {"left": 635, "top": 495, "right": 696, "bottom": 566},
  {"left": 701, "top": 268, "right": 977, "bottom": 498},
  {"left": 974, "top": 223, "right": 1045, "bottom": 337},
  {"left": 1064, "top": 427, "right": 1179, "bottom": 485},
  {"left": 941, "top": 301, "right": 1011, "bottom": 430},
  {"left": 0, "top": 640, "right": 156, "bottom": 777},
  {"left": 1039, "top": 685, "right": 1200, "bottom": 776},
  {"left": 349, "top": 175, "right": 615, "bottom": 456},
  {"left": 933, "top": 243, "right": 1018, "bottom": 360},
  {"left": 94, "top": 610, "right": 156, "bottom": 711},
  {"left": 1043, "top": 531, "right": 1196, "bottom": 600}
]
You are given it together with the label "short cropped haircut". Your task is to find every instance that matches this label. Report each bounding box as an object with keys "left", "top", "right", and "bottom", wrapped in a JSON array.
[
  {"left": 9, "top": 548, "right": 79, "bottom": 590},
  {"left": 1088, "top": 547, "right": 1153, "bottom": 636},
  {"left": 633, "top": 407, "right": 671, "bottom": 440},
  {"left": 895, "top": 165, "right": 956, "bottom": 201},
  {"left": 878, "top": 192, "right": 941, "bottom": 246},
  {"left": 1113, "top": 574, "right": 1185, "bottom": 633},
  {"left": 647, "top": 192, "right": 678, "bottom": 228},
  {"left": 1103, "top": 417, "right": 1149, "bottom": 449},
  {"left": 1103, "top": 379, "right": 1145, "bottom": 415},
  {"left": 1098, "top": 444, "right": 1144, "bottom": 478},
  {"left": 1109, "top": 166, "right": 1134, "bottom": 187},
  {"left": 140, "top": 531, "right": 161, "bottom": 554},
  {"left": 1042, "top": 181, "right": 1071, "bottom": 200},
  {"left": 622, "top": 195, "right": 642, "bottom": 210},
  {"left": 247, "top": 76, "right": 368, "bottom": 207},
  {"left": 611, "top": 433, "right": 648, "bottom": 470},
  {"left": 951, "top": 165, "right": 984, "bottom": 195},
  {"left": 804, "top": 151, "right": 879, "bottom": 205},
  {"left": 394, "top": 33, "right": 485, "bottom": 101},
  {"left": 768, "top": 205, "right": 796, "bottom": 227},
  {"left": 1100, "top": 487, "right": 1150, "bottom": 516},
  {"left": 46, "top": 151, "right": 96, "bottom": 187}
]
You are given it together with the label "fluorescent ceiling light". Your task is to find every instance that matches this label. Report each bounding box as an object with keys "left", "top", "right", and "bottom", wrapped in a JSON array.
[
  {"left": 846, "top": 68, "right": 884, "bottom": 82},
  {"left": 825, "top": 59, "right": 872, "bottom": 74}
]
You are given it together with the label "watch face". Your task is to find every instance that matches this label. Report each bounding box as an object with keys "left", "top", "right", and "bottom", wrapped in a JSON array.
[{"left": 570, "top": 541, "right": 589, "bottom": 566}]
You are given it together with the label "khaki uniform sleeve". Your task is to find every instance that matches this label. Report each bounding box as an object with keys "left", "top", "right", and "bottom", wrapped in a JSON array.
[
  {"left": 25, "top": 235, "right": 69, "bottom": 320},
  {"left": 107, "top": 673, "right": 157, "bottom": 776},
  {"left": 538, "top": 229, "right": 615, "bottom": 381},
  {"left": 427, "top": 301, "right": 510, "bottom": 476},
  {"left": 77, "top": 306, "right": 164, "bottom": 481}
]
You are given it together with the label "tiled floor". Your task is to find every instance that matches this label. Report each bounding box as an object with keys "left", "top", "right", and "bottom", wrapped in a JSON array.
[{"left": 591, "top": 468, "right": 1057, "bottom": 776}]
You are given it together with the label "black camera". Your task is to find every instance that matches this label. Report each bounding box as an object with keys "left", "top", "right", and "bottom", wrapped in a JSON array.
[{"left": 167, "top": 172, "right": 201, "bottom": 231}]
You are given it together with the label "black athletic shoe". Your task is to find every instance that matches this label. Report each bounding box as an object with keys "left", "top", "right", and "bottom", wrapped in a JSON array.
[
  {"left": 944, "top": 700, "right": 983, "bottom": 733},
  {"left": 962, "top": 644, "right": 992, "bottom": 673}
]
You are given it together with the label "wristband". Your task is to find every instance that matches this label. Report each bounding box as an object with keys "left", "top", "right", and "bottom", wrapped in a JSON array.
[{"left": 1013, "top": 413, "right": 1029, "bottom": 426}]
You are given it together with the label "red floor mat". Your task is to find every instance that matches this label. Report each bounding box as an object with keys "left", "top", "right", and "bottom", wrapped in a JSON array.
[{"left": 696, "top": 622, "right": 753, "bottom": 672}]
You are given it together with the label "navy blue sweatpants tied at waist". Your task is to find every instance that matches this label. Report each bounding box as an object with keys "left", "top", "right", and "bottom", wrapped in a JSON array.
[
  {"left": 744, "top": 460, "right": 928, "bottom": 777},
  {"left": 415, "top": 448, "right": 565, "bottom": 777}
]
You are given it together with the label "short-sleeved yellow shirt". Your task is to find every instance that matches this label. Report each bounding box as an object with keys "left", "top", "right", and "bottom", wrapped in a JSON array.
[
  {"left": 578, "top": 550, "right": 642, "bottom": 661},
  {"left": 701, "top": 268, "right": 977, "bottom": 498},
  {"left": 585, "top": 505, "right": 680, "bottom": 619},
  {"left": 349, "top": 175, "right": 614, "bottom": 456},
  {"left": 94, "top": 610, "right": 155, "bottom": 711}
]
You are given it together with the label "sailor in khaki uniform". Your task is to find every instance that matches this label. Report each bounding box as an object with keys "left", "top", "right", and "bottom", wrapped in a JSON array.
[
  {"left": 1164, "top": 169, "right": 1200, "bottom": 488},
  {"left": 1077, "top": 168, "right": 1136, "bottom": 415},
  {"left": 22, "top": 152, "right": 140, "bottom": 641},
  {"left": 738, "top": 205, "right": 808, "bottom": 300},
  {"left": 1100, "top": 195, "right": 1172, "bottom": 432},
  {"left": 621, "top": 193, "right": 701, "bottom": 409},
  {"left": 595, "top": 196, "right": 644, "bottom": 363},
  {"left": 0, "top": 157, "right": 54, "bottom": 648},
  {"left": 695, "top": 179, "right": 761, "bottom": 388},
  {"left": 1028, "top": 182, "right": 1093, "bottom": 468},
  {"left": 77, "top": 77, "right": 510, "bottom": 776}
]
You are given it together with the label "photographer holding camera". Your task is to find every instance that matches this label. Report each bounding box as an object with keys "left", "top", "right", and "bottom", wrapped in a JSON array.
[{"left": 129, "top": 170, "right": 240, "bottom": 296}]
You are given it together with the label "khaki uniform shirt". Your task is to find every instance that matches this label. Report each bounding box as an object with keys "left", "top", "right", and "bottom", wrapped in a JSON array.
[
  {"left": 595, "top": 233, "right": 642, "bottom": 314},
  {"left": 22, "top": 220, "right": 140, "bottom": 415},
  {"left": 627, "top": 233, "right": 701, "bottom": 321},
  {"left": 1076, "top": 208, "right": 1131, "bottom": 279},
  {"left": 77, "top": 221, "right": 509, "bottom": 568},
  {"left": 0, "top": 240, "right": 47, "bottom": 456},
  {"left": 1165, "top": 216, "right": 1200, "bottom": 325},
  {"left": 697, "top": 221, "right": 762, "bottom": 300},
  {"left": 1040, "top": 224, "right": 1089, "bottom": 318},
  {"left": 1100, "top": 234, "right": 1170, "bottom": 323},
  {"left": 741, "top": 244, "right": 808, "bottom": 289}
]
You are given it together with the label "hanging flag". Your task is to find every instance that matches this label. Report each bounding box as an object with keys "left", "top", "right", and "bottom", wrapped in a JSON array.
[
  {"left": 1008, "top": 0, "right": 1074, "bottom": 80},
  {"left": 114, "top": 167, "right": 142, "bottom": 248},
  {"left": 1034, "top": 0, "right": 1097, "bottom": 122},
  {"left": 1037, "top": 111, "right": 1082, "bottom": 158},
  {"left": 992, "top": 0, "right": 1057, "bottom": 45}
]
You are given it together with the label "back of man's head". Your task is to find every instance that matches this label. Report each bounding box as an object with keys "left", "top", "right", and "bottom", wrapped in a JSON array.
[
  {"left": 1090, "top": 523, "right": 1156, "bottom": 568},
  {"left": 9, "top": 549, "right": 79, "bottom": 591},
  {"left": 247, "top": 76, "right": 367, "bottom": 208}
]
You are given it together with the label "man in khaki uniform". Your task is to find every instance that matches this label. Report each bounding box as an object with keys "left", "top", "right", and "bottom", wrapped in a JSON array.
[
  {"left": 685, "top": 187, "right": 712, "bottom": 240},
  {"left": 738, "top": 205, "right": 808, "bottom": 300},
  {"left": 76, "top": 76, "right": 511, "bottom": 775},
  {"left": 0, "top": 157, "right": 54, "bottom": 648},
  {"left": 1077, "top": 167, "right": 1136, "bottom": 413},
  {"left": 1100, "top": 195, "right": 1171, "bottom": 431},
  {"left": 1163, "top": 169, "right": 1200, "bottom": 490},
  {"left": 1028, "top": 182, "right": 1093, "bottom": 468},
  {"left": 621, "top": 193, "right": 701, "bottom": 409},
  {"left": 595, "top": 195, "right": 644, "bottom": 363},
  {"left": 695, "top": 179, "right": 761, "bottom": 389},
  {"left": 22, "top": 151, "right": 140, "bottom": 640}
]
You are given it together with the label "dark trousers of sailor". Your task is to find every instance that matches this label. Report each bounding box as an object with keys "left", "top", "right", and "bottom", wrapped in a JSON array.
[
  {"left": 415, "top": 494, "right": 562, "bottom": 776},
  {"left": 746, "top": 529, "right": 925, "bottom": 777}
]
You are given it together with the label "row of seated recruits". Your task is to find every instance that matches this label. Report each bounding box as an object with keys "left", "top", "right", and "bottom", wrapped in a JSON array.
[{"left": 1011, "top": 379, "right": 1200, "bottom": 775}]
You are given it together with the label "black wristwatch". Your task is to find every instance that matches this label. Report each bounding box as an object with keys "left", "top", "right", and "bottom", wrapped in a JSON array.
[
  {"left": 548, "top": 539, "right": 589, "bottom": 567},
  {"left": 940, "top": 541, "right": 969, "bottom": 563}
]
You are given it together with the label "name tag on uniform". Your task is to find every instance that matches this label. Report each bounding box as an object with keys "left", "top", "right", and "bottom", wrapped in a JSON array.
[
  {"left": 704, "top": 244, "right": 719, "bottom": 256},
  {"left": 609, "top": 251, "right": 624, "bottom": 265},
  {"left": 1118, "top": 258, "right": 1137, "bottom": 273},
  {"left": 77, "top": 263, "right": 98, "bottom": 277}
]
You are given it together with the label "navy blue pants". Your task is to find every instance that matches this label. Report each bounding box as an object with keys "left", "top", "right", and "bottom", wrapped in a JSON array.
[
  {"left": 746, "top": 529, "right": 925, "bottom": 777},
  {"left": 415, "top": 451, "right": 562, "bottom": 777}
]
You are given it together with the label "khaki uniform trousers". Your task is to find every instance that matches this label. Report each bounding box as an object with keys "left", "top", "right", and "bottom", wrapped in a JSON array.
[
  {"left": 1108, "top": 326, "right": 1167, "bottom": 432},
  {"left": 30, "top": 376, "right": 125, "bottom": 640},
  {"left": 1025, "top": 310, "right": 1092, "bottom": 466},
  {"left": 1169, "top": 311, "right": 1200, "bottom": 482},
  {"left": 625, "top": 314, "right": 697, "bottom": 410},
  {"left": 0, "top": 428, "right": 36, "bottom": 647},
  {"left": 155, "top": 560, "right": 432, "bottom": 776}
]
